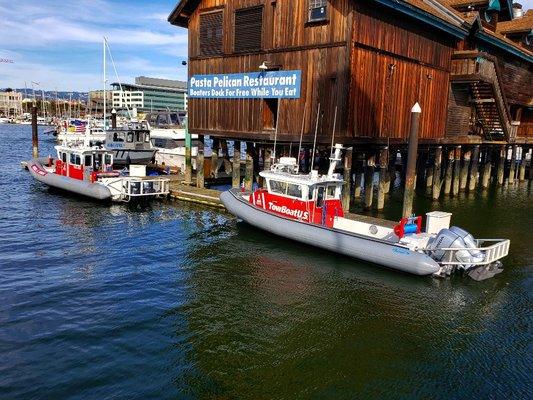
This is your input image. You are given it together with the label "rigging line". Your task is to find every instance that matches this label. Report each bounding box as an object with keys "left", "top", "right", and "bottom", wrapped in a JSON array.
[
  {"left": 297, "top": 103, "right": 307, "bottom": 173},
  {"left": 105, "top": 38, "right": 132, "bottom": 120},
  {"left": 272, "top": 99, "right": 281, "bottom": 163},
  {"left": 330, "top": 105, "right": 338, "bottom": 157},
  {"left": 310, "top": 102, "right": 321, "bottom": 171}
]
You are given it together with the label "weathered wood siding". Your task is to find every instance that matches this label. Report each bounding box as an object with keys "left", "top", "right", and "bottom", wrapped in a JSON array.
[
  {"left": 189, "top": 47, "right": 351, "bottom": 142},
  {"left": 499, "top": 58, "right": 533, "bottom": 107},
  {"left": 186, "top": 0, "right": 457, "bottom": 142},
  {"left": 348, "top": 4, "right": 454, "bottom": 140},
  {"left": 187, "top": 0, "right": 352, "bottom": 142}
]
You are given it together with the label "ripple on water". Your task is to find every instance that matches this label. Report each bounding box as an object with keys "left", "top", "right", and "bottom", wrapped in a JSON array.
[{"left": 0, "top": 125, "right": 531, "bottom": 399}]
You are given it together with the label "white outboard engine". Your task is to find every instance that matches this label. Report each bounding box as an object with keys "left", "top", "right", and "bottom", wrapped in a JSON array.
[
  {"left": 449, "top": 226, "right": 485, "bottom": 264},
  {"left": 428, "top": 226, "right": 485, "bottom": 270}
]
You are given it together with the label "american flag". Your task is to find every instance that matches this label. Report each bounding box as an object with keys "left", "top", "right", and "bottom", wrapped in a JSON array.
[{"left": 75, "top": 124, "right": 86, "bottom": 132}]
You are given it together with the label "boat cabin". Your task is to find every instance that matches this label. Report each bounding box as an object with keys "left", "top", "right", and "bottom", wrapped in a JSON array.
[
  {"left": 55, "top": 145, "right": 115, "bottom": 182},
  {"left": 106, "top": 128, "right": 151, "bottom": 151},
  {"left": 250, "top": 158, "right": 344, "bottom": 227}
]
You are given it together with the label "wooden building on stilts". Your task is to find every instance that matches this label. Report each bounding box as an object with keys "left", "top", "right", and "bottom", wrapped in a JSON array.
[{"left": 168, "top": 0, "right": 532, "bottom": 209}]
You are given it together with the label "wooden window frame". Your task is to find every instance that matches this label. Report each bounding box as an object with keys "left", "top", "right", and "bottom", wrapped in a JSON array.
[
  {"left": 307, "top": 0, "right": 328, "bottom": 25},
  {"left": 199, "top": 9, "right": 224, "bottom": 57},
  {"left": 233, "top": 6, "right": 264, "bottom": 54}
]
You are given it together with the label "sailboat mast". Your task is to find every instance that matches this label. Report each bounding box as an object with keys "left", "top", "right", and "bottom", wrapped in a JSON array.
[{"left": 103, "top": 37, "right": 107, "bottom": 131}]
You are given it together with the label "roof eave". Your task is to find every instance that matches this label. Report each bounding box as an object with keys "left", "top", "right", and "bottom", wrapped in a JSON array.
[
  {"left": 373, "top": 0, "right": 469, "bottom": 39},
  {"left": 475, "top": 31, "right": 533, "bottom": 63},
  {"left": 168, "top": 0, "right": 190, "bottom": 28}
]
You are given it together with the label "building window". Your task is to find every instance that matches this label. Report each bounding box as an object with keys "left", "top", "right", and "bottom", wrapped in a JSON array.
[
  {"left": 234, "top": 6, "right": 263, "bottom": 53},
  {"left": 308, "top": 0, "right": 327, "bottom": 22},
  {"left": 199, "top": 11, "right": 223, "bottom": 56}
]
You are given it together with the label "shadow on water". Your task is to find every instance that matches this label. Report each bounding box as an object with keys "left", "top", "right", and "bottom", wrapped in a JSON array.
[{"left": 1, "top": 125, "right": 531, "bottom": 399}]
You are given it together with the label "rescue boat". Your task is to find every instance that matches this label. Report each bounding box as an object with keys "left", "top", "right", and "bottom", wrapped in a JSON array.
[
  {"left": 220, "top": 144, "right": 510, "bottom": 280},
  {"left": 27, "top": 143, "right": 169, "bottom": 202}
]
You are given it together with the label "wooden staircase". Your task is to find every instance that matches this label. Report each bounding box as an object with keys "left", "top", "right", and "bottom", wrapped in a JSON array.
[{"left": 450, "top": 52, "right": 517, "bottom": 141}]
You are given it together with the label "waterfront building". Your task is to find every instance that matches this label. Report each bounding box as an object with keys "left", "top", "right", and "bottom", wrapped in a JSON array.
[
  {"left": 168, "top": 0, "right": 531, "bottom": 145},
  {"left": 110, "top": 76, "right": 187, "bottom": 113},
  {"left": 0, "top": 90, "right": 23, "bottom": 117}
]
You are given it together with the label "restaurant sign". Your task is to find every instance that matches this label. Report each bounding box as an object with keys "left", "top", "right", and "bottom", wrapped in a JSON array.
[{"left": 188, "top": 70, "right": 301, "bottom": 99}]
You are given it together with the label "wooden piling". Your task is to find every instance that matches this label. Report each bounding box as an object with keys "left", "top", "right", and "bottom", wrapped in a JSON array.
[
  {"left": 402, "top": 103, "right": 421, "bottom": 218},
  {"left": 211, "top": 138, "right": 219, "bottom": 178},
  {"left": 384, "top": 149, "right": 395, "bottom": 194},
  {"left": 342, "top": 147, "right": 353, "bottom": 211},
  {"left": 508, "top": 145, "right": 517, "bottom": 184},
  {"left": 31, "top": 106, "right": 38, "bottom": 159},
  {"left": 184, "top": 131, "right": 192, "bottom": 185},
  {"left": 364, "top": 152, "right": 375, "bottom": 210},
  {"left": 444, "top": 147, "right": 454, "bottom": 195},
  {"left": 377, "top": 147, "right": 388, "bottom": 210},
  {"left": 264, "top": 147, "right": 272, "bottom": 171},
  {"left": 452, "top": 146, "right": 461, "bottom": 196},
  {"left": 459, "top": 148, "right": 471, "bottom": 191},
  {"left": 432, "top": 146, "right": 442, "bottom": 200},
  {"left": 481, "top": 147, "right": 492, "bottom": 188},
  {"left": 529, "top": 148, "right": 533, "bottom": 181},
  {"left": 425, "top": 153, "right": 434, "bottom": 188},
  {"left": 352, "top": 154, "right": 362, "bottom": 198},
  {"left": 496, "top": 145, "right": 505, "bottom": 185},
  {"left": 518, "top": 148, "right": 526, "bottom": 181},
  {"left": 196, "top": 135, "right": 205, "bottom": 188},
  {"left": 354, "top": 171, "right": 362, "bottom": 198},
  {"left": 232, "top": 140, "right": 241, "bottom": 189},
  {"left": 469, "top": 145, "right": 480, "bottom": 191},
  {"left": 244, "top": 142, "right": 254, "bottom": 191}
]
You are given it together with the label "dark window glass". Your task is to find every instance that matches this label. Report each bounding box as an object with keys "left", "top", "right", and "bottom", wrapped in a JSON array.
[
  {"left": 308, "top": 0, "right": 327, "bottom": 22},
  {"left": 234, "top": 7, "right": 263, "bottom": 53},
  {"left": 316, "top": 186, "right": 325, "bottom": 207},
  {"left": 200, "top": 11, "right": 223, "bottom": 56},
  {"left": 84, "top": 155, "right": 92, "bottom": 166}
]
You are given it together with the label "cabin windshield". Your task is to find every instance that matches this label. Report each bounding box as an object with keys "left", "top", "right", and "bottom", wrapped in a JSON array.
[{"left": 267, "top": 179, "right": 308, "bottom": 200}]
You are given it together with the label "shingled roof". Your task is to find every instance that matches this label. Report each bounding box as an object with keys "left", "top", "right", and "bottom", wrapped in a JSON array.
[{"left": 497, "top": 9, "right": 533, "bottom": 34}]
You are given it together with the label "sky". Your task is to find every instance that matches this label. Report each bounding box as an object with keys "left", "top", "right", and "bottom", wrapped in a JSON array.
[
  {"left": 0, "top": 0, "right": 531, "bottom": 93},
  {"left": 0, "top": 0, "right": 188, "bottom": 92}
]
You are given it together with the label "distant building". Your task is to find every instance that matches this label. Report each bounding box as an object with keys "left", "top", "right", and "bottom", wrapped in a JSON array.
[
  {"left": 88, "top": 90, "right": 112, "bottom": 114},
  {"left": 0, "top": 91, "right": 23, "bottom": 117},
  {"left": 110, "top": 76, "right": 187, "bottom": 113}
]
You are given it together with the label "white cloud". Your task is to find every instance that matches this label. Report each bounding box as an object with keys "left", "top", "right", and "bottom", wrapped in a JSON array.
[{"left": 0, "top": 0, "right": 189, "bottom": 91}]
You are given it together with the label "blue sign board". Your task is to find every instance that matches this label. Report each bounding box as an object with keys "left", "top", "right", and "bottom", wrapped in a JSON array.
[{"left": 188, "top": 70, "right": 301, "bottom": 99}]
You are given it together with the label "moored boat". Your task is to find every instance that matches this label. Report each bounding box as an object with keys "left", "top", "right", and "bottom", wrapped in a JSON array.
[
  {"left": 220, "top": 144, "right": 510, "bottom": 280},
  {"left": 105, "top": 122, "right": 157, "bottom": 166},
  {"left": 27, "top": 143, "right": 169, "bottom": 202}
]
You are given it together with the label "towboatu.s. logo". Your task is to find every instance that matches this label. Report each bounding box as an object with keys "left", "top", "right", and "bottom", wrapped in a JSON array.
[
  {"left": 268, "top": 202, "right": 309, "bottom": 219},
  {"left": 31, "top": 164, "right": 47, "bottom": 176}
]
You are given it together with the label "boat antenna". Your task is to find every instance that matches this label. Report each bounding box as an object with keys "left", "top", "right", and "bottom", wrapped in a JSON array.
[
  {"left": 105, "top": 38, "right": 132, "bottom": 120},
  {"left": 310, "top": 102, "right": 321, "bottom": 171},
  {"left": 297, "top": 104, "right": 307, "bottom": 172},
  {"left": 272, "top": 99, "right": 281, "bottom": 163},
  {"left": 330, "top": 105, "right": 338, "bottom": 157}
]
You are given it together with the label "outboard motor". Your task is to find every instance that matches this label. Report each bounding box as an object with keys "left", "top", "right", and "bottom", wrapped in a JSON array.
[
  {"left": 428, "top": 227, "right": 484, "bottom": 269},
  {"left": 449, "top": 226, "right": 485, "bottom": 263}
]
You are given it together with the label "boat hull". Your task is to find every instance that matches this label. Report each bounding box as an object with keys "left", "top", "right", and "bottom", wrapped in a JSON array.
[
  {"left": 220, "top": 190, "right": 440, "bottom": 276},
  {"left": 27, "top": 159, "right": 112, "bottom": 200}
]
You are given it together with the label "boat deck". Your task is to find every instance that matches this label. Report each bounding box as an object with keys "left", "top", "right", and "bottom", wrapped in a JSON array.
[{"left": 343, "top": 212, "right": 396, "bottom": 228}]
